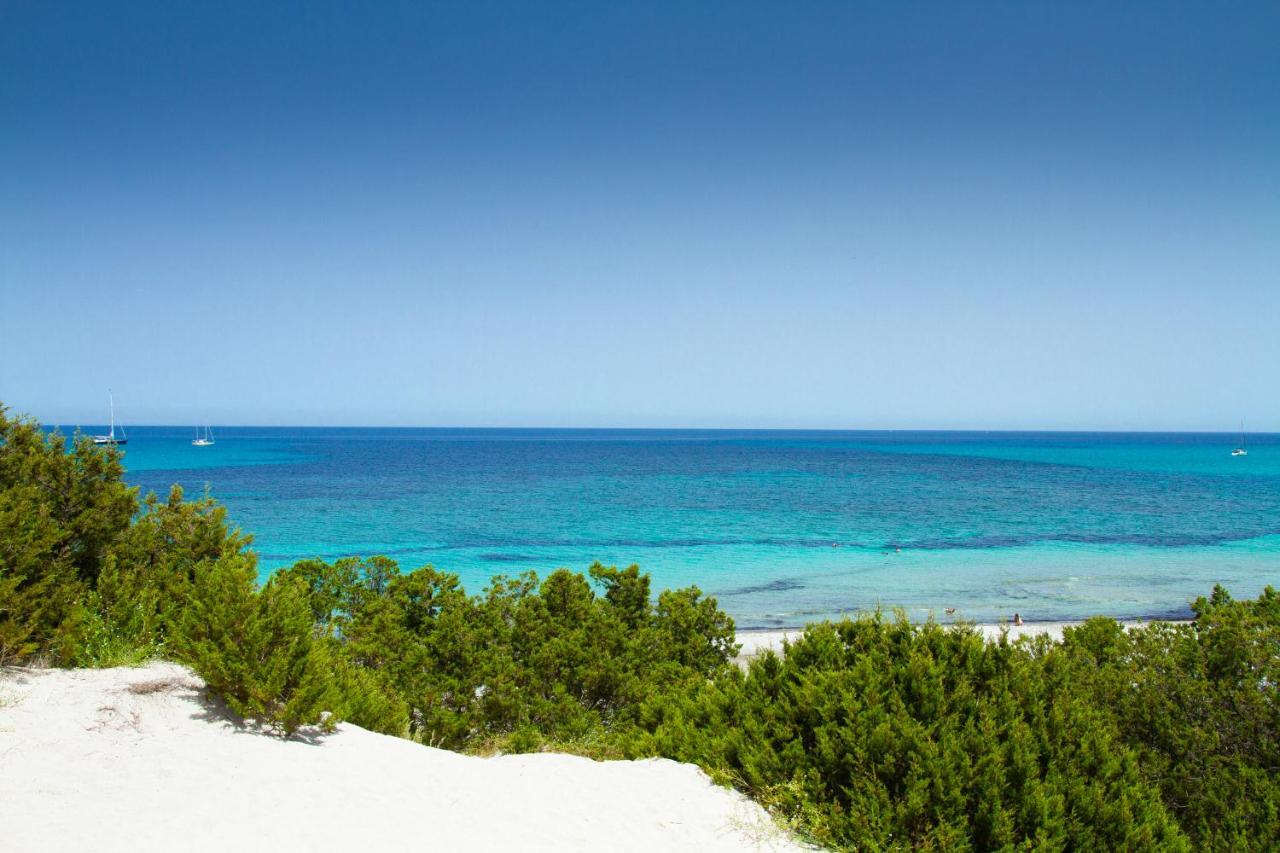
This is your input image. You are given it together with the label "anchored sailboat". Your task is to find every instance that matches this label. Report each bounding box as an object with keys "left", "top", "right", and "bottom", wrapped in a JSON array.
[
  {"left": 92, "top": 393, "right": 127, "bottom": 446},
  {"left": 1231, "top": 421, "right": 1248, "bottom": 457},
  {"left": 192, "top": 424, "right": 215, "bottom": 447}
]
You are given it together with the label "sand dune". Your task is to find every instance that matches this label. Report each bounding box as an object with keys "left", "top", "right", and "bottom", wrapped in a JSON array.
[{"left": 0, "top": 663, "right": 804, "bottom": 853}]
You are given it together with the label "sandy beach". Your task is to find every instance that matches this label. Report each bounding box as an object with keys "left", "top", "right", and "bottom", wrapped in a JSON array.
[
  {"left": 0, "top": 663, "right": 805, "bottom": 853},
  {"left": 734, "top": 618, "right": 1190, "bottom": 661}
]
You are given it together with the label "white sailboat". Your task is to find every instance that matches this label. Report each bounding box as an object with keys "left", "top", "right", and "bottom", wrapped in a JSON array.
[
  {"left": 92, "top": 393, "right": 127, "bottom": 446},
  {"left": 1231, "top": 421, "right": 1247, "bottom": 457},
  {"left": 192, "top": 424, "right": 215, "bottom": 447}
]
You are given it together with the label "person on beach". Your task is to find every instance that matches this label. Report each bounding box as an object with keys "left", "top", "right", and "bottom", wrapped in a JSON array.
[{"left": 1013, "top": 613, "right": 1024, "bottom": 626}]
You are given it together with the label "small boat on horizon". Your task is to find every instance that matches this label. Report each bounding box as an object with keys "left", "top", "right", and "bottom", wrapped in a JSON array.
[
  {"left": 1232, "top": 420, "right": 1248, "bottom": 457},
  {"left": 192, "top": 424, "right": 215, "bottom": 447},
  {"left": 91, "top": 393, "right": 127, "bottom": 446}
]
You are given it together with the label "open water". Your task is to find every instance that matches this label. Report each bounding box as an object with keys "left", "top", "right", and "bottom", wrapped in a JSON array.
[{"left": 79, "top": 427, "right": 1280, "bottom": 628}]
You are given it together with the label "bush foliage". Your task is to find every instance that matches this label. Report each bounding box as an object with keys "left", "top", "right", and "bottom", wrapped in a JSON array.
[{"left": 2, "top": 403, "right": 1277, "bottom": 848}]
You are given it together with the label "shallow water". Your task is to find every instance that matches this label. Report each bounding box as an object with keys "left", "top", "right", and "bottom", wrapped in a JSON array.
[{"left": 73, "top": 427, "right": 1280, "bottom": 627}]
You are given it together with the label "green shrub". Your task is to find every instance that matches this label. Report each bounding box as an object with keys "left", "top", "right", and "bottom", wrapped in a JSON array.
[
  {"left": 1060, "top": 587, "right": 1280, "bottom": 851},
  {"left": 0, "top": 485, "right": 85, "bottom": 663},
  {"left": 100, "top": 485, "right": 254, "bottom": 646},
  {"left": 618, "top": 615, "right": 1190, "bottom": 850},
  {"left": 275, "top": 558, "right": 738, "bottom": 750},
  {"left": 326, "top": 643, "right": 411, "bottom": 736},
  {"left": 0, "top": 408, "right": 134, "bottom": 663},
  {"left": 173, "top": 555, "right": 337, "bottom": 735},
  {"left": 67, "top": 592, "right": 162, "bottom": 668}
]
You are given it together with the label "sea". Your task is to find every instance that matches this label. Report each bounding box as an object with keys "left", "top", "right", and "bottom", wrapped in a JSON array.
[{"left": 75, "top": 427, "right": 1280, "bottom": 628}]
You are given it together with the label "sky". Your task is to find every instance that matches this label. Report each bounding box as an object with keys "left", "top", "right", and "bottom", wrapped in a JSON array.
[{"left": 2, "top": 1, "right": 1278, "bottom": 430}]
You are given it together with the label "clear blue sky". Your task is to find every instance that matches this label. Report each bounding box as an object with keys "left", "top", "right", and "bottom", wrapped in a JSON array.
[{"left": 3, "top": 2, "right": 1277, "bottom": 429}]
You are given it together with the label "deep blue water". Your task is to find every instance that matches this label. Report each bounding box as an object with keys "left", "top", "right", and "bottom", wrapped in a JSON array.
[{"left": 70, "top": 427, "right": 1280, "bottom": 628}]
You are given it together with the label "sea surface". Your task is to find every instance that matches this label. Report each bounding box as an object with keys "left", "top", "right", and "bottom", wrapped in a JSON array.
[{"left": 70, "top": 427, "right": 1280, "bottom": 628}]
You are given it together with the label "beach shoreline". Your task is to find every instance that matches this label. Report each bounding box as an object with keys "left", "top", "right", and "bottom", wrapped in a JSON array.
[{"left": 735, "top": 617, "right": 1193, "bottom": 660}]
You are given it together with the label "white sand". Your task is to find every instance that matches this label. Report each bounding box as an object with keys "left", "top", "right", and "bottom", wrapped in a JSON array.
[
  {"left": 735, "top": 619, "right": 1190, "bottom": 660},
  {"left": 0, "top": 663, "right": 806, "bottom": 853}
]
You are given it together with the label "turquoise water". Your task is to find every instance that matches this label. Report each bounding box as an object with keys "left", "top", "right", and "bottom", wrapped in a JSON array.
[{"left": 81, "top": 427, "right": 1280, "bottom": 628}]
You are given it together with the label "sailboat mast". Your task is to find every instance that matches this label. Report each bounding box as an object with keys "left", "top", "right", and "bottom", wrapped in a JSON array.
[{"left": 108, "top": 392, "right": 115, "bottom": 440}]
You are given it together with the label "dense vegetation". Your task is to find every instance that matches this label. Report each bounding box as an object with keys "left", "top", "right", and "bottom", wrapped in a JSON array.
[
  {"left": 617, "top": 596, "right": 1280, "bottom": 850},
  {"left": 2, "top": 404, "right": 1277, "bottom": 850}
]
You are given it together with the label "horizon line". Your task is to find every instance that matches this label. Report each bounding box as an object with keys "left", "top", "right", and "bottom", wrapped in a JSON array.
[{"left": 40, "top": 422, "right": 1275, "bottom": 436}]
